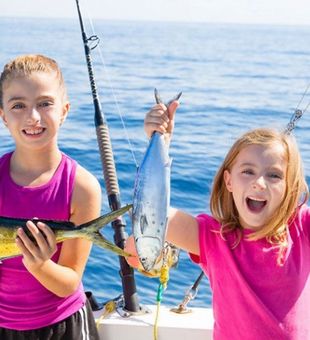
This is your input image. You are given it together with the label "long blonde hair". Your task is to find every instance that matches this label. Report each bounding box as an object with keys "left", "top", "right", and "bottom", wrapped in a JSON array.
[
  {"left": 210, "top": 128, "right": 308, "bottom": 249},
  {"left": 0, "top": 54, "right": 67, "bottom": 108}
]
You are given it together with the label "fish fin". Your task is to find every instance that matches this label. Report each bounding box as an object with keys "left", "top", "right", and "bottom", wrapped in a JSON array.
[
  {"left": 140, "top": 214, "right": 148, "bottom": 234},
  {"left": 91, "top": 232, "right": 132, "bottom": 257}
]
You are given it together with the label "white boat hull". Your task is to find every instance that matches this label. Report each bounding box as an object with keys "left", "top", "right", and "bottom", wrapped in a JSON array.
[{"left": 95, "top": 305, "right": 213, "bottom": 339}]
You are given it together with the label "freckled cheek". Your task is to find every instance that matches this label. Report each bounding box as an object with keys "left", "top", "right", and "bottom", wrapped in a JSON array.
[
  {"left": 275, "top": 184, "right": 286, "bottom": 201},
  {"left": 235, "top": 177, "right": 250, "bottom": 189}
]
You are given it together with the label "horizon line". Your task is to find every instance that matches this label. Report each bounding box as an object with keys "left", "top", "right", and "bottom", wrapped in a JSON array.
[{"left": 0, "top": 15, "right": 309, "bottom": 28}]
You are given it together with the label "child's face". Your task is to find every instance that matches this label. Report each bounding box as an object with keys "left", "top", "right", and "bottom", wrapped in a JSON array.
[
  {"left": 0, "top": 71, "right": 69, "bottom": 151},
  {"left": 224, "top": 143, "right": 287, "bottom": 231}
]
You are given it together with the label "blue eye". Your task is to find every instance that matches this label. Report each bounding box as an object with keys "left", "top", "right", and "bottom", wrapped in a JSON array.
[
  {"left": 12, "top": 103, "right": 25, "bottom": 110},
  {"left": 39, "top": 102, "right": 52, "bottom": 107},
  {"left": 242, "top": 169, "right": 254, "bottom": 175},
  {"left": 268, "top": 173, "right": 283, "bottom": 179}
]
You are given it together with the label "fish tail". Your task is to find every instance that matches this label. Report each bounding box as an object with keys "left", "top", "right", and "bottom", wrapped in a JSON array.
[
  {"left": 90, "top": 232, "right": 131, "bottom": 257},
  {"left": 63, "top": 204, "right": 132, "bottom": 257},
  {"left": 78, "top": 204, "right": 132, "bottom": 232}
]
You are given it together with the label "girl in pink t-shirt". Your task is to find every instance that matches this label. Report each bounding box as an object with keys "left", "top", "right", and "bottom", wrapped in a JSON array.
[
  {"left": 0, "top": 55, "right": 101, "bottom": 339},
  {"left": 127, "top": 101, "right": 310, "bottom": 339}
]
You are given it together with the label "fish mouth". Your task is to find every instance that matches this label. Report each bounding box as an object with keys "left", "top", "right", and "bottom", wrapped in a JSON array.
[
  {"left": 22, "top": 127, "right": 46, "bottom": 136},
  {"left": 140, "top": 257, "right": 157, "bottom": 272},
  {"left": 136, "top": 236, "right": 162, "bottom": 272},
  {"left": 246, "top": 197, "right": 267, "bottom": 213}
]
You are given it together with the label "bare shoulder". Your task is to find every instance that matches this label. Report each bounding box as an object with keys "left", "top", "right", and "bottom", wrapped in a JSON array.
[
  {"left": 74, "top": 165, "right": 101, "bottom": 195},
  {"left": 58, "top": 165, "right": 101, "bottom": 276},
  {"left": 70, "top": 165, "right": 102, "bottom": 224}
]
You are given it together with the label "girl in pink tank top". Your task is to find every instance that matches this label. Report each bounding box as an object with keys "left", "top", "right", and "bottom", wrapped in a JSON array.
[
  {"left": 126, "top": 103, "right": 310, "bottom": 339},
  {"left": 0, "top": 55, "right": 101, "bottom": 339}
]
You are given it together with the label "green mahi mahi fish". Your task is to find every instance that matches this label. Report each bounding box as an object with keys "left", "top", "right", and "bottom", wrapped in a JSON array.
[{"left": 0, "top": 204, "right": 132, "bottom": 261}]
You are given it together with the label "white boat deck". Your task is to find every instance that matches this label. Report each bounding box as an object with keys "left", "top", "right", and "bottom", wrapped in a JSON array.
[{"left": 95, "top": 304, "right": 213, "bottom": 340}]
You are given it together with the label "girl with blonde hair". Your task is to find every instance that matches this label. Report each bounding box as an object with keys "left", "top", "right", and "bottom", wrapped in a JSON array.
[
  {"left": 127, "top": 100, "right": 310, "bottom": 339},
  {"left": 0, "top": 54, "right": 101, "bottom": 339}
]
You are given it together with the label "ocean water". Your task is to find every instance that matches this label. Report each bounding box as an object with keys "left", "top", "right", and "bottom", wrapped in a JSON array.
[{"left": 0, "top": 16, "right": 310, "bottom": 308}]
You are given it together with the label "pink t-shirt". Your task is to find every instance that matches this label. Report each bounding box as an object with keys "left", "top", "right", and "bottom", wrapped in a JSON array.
[
  {"left": 0, "top": 152, "right": 86, "bottom": 330},
  {"left": 191, "top": 206, "right": 310, "bottom": 339}
]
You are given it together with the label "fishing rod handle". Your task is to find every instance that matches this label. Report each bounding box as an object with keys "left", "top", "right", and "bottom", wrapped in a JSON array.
[{"left": 96, "top": 124, "right": 120, "bottom": 195}]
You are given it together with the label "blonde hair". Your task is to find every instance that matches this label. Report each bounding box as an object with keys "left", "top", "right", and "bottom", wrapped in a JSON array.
[
  {"left": 210, "top": 128, "right": 308, "bottom": 252},
  {"left": 0, "top": 54, "right": 67, "bottom": 108}
]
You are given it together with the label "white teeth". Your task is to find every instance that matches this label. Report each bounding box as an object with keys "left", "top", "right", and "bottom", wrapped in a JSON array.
[
  {"left": 24, "top": 128, "right": 44, "bottom": 135},
  {"left": 248, "top": 196, "right": 265, "bottom": 202}
]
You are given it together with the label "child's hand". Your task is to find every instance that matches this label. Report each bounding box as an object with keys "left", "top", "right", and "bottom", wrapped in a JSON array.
[
  {"left": 15, "top": 221, "right": 57, "bottom": 272},
  {"left": 124, "top": 235, "right": 142, "bottom": 270},
  {"left": 125, "top": 235, "right": 168, "bottom": 278},
  {"left": 144, "top": 100, "right": 179, "bottom": 144}
]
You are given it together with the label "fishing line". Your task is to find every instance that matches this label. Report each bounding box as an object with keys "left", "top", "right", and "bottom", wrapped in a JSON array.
[
  {"left": 295, "top": 83, "right": 310, "bottom": 113},
  {"left": 75, "top": 0, "right": 141, "bottom": 313},
  {"left": 82, "top": 0, "right": 139, "bottom": 168},
  {"left": 285, "top": 83, "right": 310, "bottom": 134}
]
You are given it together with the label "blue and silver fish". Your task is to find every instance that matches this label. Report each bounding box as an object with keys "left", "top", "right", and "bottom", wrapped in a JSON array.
[{"left": 132, "top": 89, "right": 181, "bottom": 272}]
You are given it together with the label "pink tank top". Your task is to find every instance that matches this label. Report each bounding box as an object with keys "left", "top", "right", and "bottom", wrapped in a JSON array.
[
  {"left": 0, "top": 152, "right": 86, "bottom": 330},
  {"left": 191, "top": 208, "right": 310, "bottom": 339}
]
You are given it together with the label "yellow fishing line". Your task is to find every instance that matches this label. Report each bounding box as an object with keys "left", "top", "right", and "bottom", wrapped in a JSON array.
[{"left": 153, "top": 262, "right": 170, "bottom": 340}]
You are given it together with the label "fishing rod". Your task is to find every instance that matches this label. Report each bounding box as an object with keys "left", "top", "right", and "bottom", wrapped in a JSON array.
[{"left": 74, "top": 0, "right": 140, "bottom": 313}]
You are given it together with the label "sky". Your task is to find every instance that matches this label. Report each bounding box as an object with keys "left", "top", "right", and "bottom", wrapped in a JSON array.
[{"left": 0, "top": 0, "right": 309, "bottom": 26}]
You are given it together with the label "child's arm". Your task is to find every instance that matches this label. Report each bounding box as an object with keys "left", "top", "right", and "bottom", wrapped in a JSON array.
[
  {"left": 126, "top": 207, "right": 199, "bottom": 269},
  {"left": 166, "top": 207, "right": 199, "bottom": 255},
  {"left": 16, "top": 166, "right": 102, "bottom": 297}
]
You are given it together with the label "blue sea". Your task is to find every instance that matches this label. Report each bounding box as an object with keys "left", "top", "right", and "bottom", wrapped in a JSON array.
[{"left": 1, "top": 16, "right": 310, "bottom": 308}]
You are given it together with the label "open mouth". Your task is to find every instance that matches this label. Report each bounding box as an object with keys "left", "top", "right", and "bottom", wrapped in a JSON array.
[
  {"left": 246, "top": 197, "right": 267, "bottom": 213},
  {"left": 23, "top": 128, "right": 45, "bottom": 136}
]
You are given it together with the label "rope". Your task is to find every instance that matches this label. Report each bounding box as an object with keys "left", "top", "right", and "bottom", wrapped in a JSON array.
[
  {"left": 95, "top": 300, "right": 116, "bottom": 328},
  {"left": 153, "top": 300, "right": 161, "bottom": 340},
  {"left": 153, "top": 256, "right": 170, "bottom": 340}
]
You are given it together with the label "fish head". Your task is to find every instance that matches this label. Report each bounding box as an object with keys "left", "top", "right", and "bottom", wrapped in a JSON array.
[
  {"left": 137, "top": 242, "right": 180, "bottom": 277},
  {"left": 135, "top": 236, "right": 162, "bottom": 272}
]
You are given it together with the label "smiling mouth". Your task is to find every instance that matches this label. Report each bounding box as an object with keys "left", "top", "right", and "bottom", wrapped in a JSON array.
[
  {"left": 246, "top": 197, "right": 267, "bottom": 213},
  {"left": 23, "top": 128, "right": 45, "bottom": 136}
]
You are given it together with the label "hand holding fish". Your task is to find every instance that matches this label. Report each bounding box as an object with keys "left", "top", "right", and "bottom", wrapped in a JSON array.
[
  {"left": 144, "top": 96, "right": 180, "bottom": 144},
  {"left": 125, "top": 235, "right": 180, "bottom": 277},
  {"left": 132, "top": 90, "right": 182, "bottom": 273},
  {"left": 15, "top": 221, "right": 57, "bottom": 272}
]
